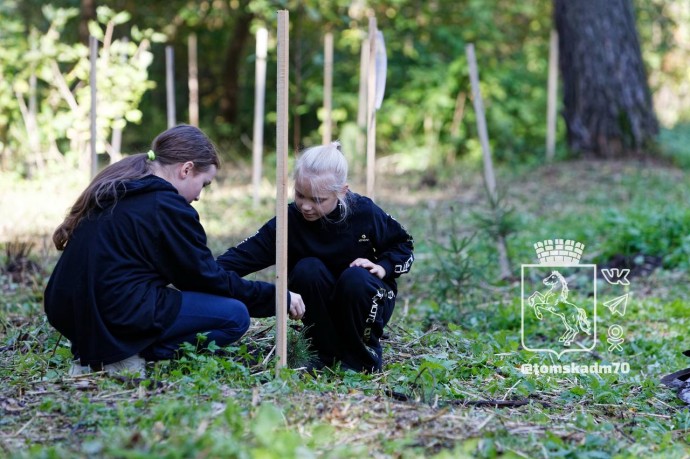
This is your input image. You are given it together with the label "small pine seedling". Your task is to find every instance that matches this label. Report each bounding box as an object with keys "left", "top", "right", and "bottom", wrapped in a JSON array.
[{"left": 286, "top": 325, "right": 318, "bottom": 369}]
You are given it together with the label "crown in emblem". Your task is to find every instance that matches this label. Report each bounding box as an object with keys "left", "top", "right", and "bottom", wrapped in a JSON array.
[{"left": 534, "top": 239, "right": 584, "bottom": 265}]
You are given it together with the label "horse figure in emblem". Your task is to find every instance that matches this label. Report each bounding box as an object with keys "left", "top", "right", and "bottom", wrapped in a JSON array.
[{"left": 527, "top": 271, "right": 591, "bottom": 346}]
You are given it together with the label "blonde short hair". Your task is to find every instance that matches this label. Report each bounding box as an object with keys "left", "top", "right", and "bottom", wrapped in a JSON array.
[{"left": 294, "top": 141, "right": 350, "bottom": 221}]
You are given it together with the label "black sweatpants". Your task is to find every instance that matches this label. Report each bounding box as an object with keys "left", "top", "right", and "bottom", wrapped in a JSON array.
[{"left": 289, "top": 257, "right": 396, "bottom": 372}]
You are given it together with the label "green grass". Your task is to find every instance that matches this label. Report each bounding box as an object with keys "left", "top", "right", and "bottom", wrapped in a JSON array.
[
  {"left": 660, "top": 123, "right": 690, "bottom": 169},
  {"left": 2, "top": 157, "right": 690, "bottom": 458}
]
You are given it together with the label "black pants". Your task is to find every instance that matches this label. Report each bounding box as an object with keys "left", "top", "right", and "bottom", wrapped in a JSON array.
[{"left": 289, "top": 257, "right": 396, "bottom": 372}]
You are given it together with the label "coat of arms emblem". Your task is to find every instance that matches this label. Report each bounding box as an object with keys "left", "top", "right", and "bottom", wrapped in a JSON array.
[{"left": 521, "top": 239, "right": 597, "bottom": 358}]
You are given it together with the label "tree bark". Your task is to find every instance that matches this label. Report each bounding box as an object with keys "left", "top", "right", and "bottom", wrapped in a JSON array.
[
  {"left": 554, "top": 0, "right": 658, "bottom": 157},
  {"left": 219, "top": 5, "right": 253, "bottom": 124}
]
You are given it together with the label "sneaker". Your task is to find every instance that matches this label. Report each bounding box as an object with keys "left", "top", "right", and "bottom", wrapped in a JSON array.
[
  {"left": 68, "top": 361, "right": 91, "bottom": 376},
  {"left": 104, "top": 354, "right": 146, "bottom": 377}
]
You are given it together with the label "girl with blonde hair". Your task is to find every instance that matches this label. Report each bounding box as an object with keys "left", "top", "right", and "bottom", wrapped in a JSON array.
[{"left": 218, "top": 141, "right": 413, "bottom": 372}]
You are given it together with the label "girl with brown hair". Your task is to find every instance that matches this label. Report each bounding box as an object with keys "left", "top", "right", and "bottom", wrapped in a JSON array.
[{"left": 45, "top": 125, "right": 304, "bottom": 376}]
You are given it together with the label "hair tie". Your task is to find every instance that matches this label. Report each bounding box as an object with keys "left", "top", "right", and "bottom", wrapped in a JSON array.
[{"left": 147, "top": 150, "right": 156, "bottom": 161}]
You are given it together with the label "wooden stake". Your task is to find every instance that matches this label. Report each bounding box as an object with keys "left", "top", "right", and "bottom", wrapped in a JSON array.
[
  {"left": 26, "top": 73, "right": 44, "bottom": 171},
  {"left": 188, "top": 33, "right": 199, "bottom": 127},
  {"left": 275, "top": 11, "right": 289, "bottom": 372},
  {"left": 366, "top": 17, "right": 377, "bottom": 199},
  {"left": 356, "top": 38, "right": 369, "bottom": 177},
  {"left": 322, "top": 31, "right": 333, "bottom": 144},
  {"left": 252, "top": 27, "right": 268, "bottom": 208},
  {"left": 89, "top": 35, "right": 98, "bottom": 179},
  {"left": 466, "top": 44, "right": 496, "bottom": 199},
  {"left": 28, "top": 74, "right": 40, "bottom": 162},
  {"left": 110, "top": 37, "right": 128, "bottom": 163},
  {"left": 465, "top": 43, "right": 511, "bottom": 279},
  {"left": 165, "top": 45, "right": 176, "bottom": 128},
  {"left": 546, "top": 29, "right": 559, "bottom": 161}
]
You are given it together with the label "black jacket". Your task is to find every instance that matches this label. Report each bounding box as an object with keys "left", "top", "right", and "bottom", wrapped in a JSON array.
[
  {"left": 217, "top": 192, "right": 414, "bottom": 288},
  {"left": 44, "top": 175, "right": 276, "bottom": 365}
]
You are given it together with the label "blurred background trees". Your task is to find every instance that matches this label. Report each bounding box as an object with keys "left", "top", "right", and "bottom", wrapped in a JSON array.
[
  {"left": 555, "top": 0, "right": 658, "bottom": 157},
  {"left": 0, "top": 0, "right": 688, "bottom": 177}
]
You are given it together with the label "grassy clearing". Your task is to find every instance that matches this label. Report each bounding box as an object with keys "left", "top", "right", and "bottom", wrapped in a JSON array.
[{"left": 2, "top": 157, "right": 690, "bottom": 458}]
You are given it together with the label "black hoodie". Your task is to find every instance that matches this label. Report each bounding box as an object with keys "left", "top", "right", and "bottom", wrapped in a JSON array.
[
  {"left": 217, "top": 192, "right": 414, "bottom": 288},
  {"left": 44, "top": 175, "right": 276, "bottom": 365}
]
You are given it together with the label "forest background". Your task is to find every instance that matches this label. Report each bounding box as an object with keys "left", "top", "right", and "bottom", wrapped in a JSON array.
[{"left": 1, "top": 0, "right": 689, "bottom": 178}]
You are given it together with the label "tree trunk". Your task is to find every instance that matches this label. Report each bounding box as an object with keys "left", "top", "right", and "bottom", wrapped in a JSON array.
[
  {"left": 554, "top": 0, "right": 658, "bottom": 157},
  {"left": 219, "top": 5, "right": 253, "bottom": 124}
]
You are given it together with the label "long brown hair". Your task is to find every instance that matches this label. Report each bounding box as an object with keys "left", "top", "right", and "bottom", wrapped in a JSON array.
[{"left": 52, "top": 125, "right": 220, "bottom": 250}]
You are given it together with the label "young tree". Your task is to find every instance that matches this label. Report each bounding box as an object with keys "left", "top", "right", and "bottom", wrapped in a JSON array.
[
  {"left": 554, "top": 0, "right": 658, "bottom": 157},
  {"left": 0, "top": 6, "right": 159, "bottom": 173}
]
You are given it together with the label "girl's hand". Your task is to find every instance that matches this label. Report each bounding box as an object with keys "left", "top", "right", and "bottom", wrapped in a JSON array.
[
  {"left": 350, "top": 258, "right": 386, "bottom": 279},
  {"left": 288, "top": 291, "right": 306, "bottom": 320}
]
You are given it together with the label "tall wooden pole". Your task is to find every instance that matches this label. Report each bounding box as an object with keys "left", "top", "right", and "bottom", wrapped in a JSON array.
[
  {"left": 89, "top": 35, "right": 98, "bottom": 179},
  {"left": 188, "top": 34, "right": 199, "bottom": 127},
  {"left": 110, "top": 37, "right": 128, "bottom": 163},
  {"left": 275, "top": 11, "right": 289, "bottom": 372},
  {"left": 166, "top": 45, "right": 176, "bottom": 128},
  {"left": 356, "top": 38, "right": 369, "bottom": 178},
  {"left": 252, "top": 27, "right": 268, "bottom": 208},
  {"left": 466, "top": 44, "right": 496, "bottom": 199},
  {"left": 546, "top": 29, "right": 559, "bottom": 161},
  {"left": 322, "top": 31, "right": 333, "bottom": 144},
  {"left": 28, "top": 74, "right": 40, "bottom": 164},
  {"left": 466, "top": 43, "right": 511, "bottom": 279},
  {"left": 366, "top": 17, "right": 377, "bottom": 199}
]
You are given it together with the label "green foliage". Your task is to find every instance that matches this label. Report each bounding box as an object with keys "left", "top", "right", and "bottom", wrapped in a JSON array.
[
  {"left": 636, "top": 0, "right": 690, "bottom": 127},
  {"left": 1, "top": 0, "right": 689, "bottom": 172},
  {"left": 659, "top": 123, "right": 690, "bottom": 168},
  {"left": 595, "top": 206, "right": 690, "bottom": 269},
  {"left": 0, "top": 4, "right": 160, "bottom": 172}
]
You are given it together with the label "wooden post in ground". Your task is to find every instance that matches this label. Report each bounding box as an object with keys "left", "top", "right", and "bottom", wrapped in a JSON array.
[
  {"left": 466, "top": 44, "right": 496, "bottom": 197},
  {"left": 365, "top": 17, "right": 377, "bottom": 199},
  {"left": 188, "top": 33, "right": 199, "bottom": 127},
  {"left": 356, "top": 38, "right": 369, "bottom": 178},
  {"left": 465, "top": 43, "right": 511, "bottom": 279},
  {"left": 252, "top": 27, "right": 268, "bottom": 208},
  {"left": 275, "top": 11, "right": 289, "bottom": 372},
  {"left": 546, "top": 29, "right": 559, "bottom": 162},
  {"left": 165, "top": 45, "right": 176, "bottom": 128},
  {"left": 110, "top": 37, "right": 128, "bottom": 163},
  {"left": 28, "top": 74, "right": 42, "bottom": 170},
  {"left": 322, "top": 31, "right": 333, "bottom": 144},
  {"left": 89, "top": 35, "right": 98, "bottom": 179}
]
